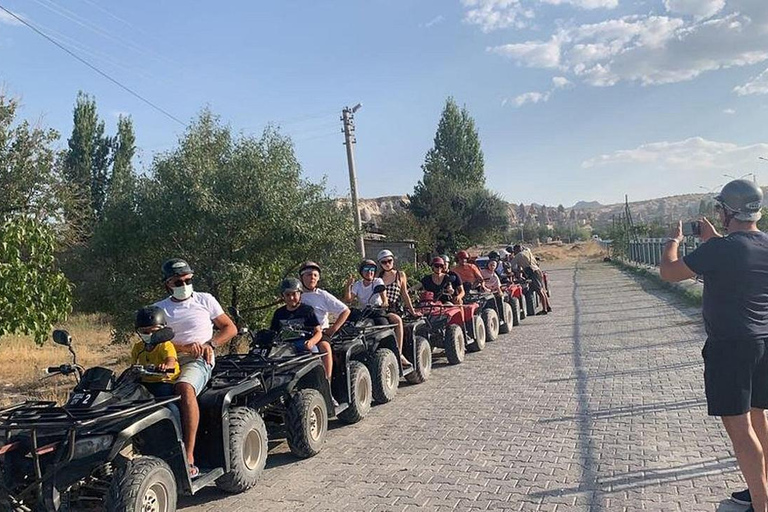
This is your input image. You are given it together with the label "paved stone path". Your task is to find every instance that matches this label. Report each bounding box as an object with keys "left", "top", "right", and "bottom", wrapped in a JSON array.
[{"left": 181, "top": 261, "right": 746, "bottom": 512}]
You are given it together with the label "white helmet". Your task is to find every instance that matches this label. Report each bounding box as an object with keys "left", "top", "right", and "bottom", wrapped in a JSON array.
[
  {"left": 377, "top": 249, "right": 394, "bottom": 262},
  {"left": 498, "top": 248, "right": 509, "bottom": 259}
]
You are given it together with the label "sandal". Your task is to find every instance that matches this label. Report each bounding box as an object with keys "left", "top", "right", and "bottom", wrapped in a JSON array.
[
  {"left": 189, "top": 464, "right": 200, "bottom": 479},
  {"left": 401, "top": 357, "right": 413, "bottom": 368}
]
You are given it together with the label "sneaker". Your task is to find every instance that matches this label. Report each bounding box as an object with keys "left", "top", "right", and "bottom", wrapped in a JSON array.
[
  {"left": 332, "top": 397, "right": 340, "bottom": 408},
  {"left": 731, "top": 489, "right": 751, "bottom": 505}
]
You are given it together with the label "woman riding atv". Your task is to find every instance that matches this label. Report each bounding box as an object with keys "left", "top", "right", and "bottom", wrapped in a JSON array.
[
  {"left": 345, "top": 258, "right": 411, "bottom": 368},
  {"left": 419, "top": 256, "right": 464, "bottom": 304},
  {"left": 375, "top": 249, "right": 420, "bottom": 318}
]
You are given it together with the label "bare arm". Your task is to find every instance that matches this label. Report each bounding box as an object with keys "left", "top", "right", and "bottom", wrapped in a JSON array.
[
  {"left": 659, "top": 221, "right": 696, "bottom": 282},
  {"left": 305, "top": 325, "right": 323, "bottom": 349},
  {"left": 399, "top": 271, "right": 417, "bottom": 314},
  {"left": 326, "top": 307, "right": 350, "bottom": 337}
]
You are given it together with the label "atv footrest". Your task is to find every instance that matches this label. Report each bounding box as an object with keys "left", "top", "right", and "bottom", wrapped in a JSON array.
[{"left": 190, "top": 467, "right": 224, "bottom": 493}]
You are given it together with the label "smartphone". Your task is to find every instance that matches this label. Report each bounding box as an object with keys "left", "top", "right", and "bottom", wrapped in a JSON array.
[{"left": 682, "top": 221, "right": 701, "bottom": 237}]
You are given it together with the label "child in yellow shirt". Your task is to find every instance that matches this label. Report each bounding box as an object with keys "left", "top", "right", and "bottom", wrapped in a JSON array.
[{"left": 132, "top": 306, "right": 180, "bottom": 397}]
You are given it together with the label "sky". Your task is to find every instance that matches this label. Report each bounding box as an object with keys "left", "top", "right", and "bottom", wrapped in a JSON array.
[{"left": 2, "top": 0, "right": 768, "bottom": 207}]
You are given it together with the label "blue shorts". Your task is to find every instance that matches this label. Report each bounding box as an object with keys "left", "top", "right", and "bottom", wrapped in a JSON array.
[{"left": 176, "top": 358, "right": 212, "bottom": 395}]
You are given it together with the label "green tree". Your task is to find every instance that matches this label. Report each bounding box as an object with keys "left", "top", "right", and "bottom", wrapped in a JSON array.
[
  {"left": 421, "top": 97, "right": 484, "bottom": 187},
  {"left": 89, "top": 110, "right": 358, "bottom": 333},
  {"left": 0, "top": 96, "right": 72, "bottom": 344},
  {"left": 62, "top": 92, "right": 113, "bottom": 233},
  {"left": 408, "top": 98, "right": 506, "bottom": 253},
  {"left": 759, "top": 208, "right": 767, "bottom": 232}
]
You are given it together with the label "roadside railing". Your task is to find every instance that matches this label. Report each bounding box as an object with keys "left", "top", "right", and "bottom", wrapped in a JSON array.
[{"left": 627, "top": 238, "right": 702, "bottom": 267}]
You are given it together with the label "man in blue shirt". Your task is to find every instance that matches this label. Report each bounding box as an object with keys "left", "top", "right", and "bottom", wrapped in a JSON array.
[{"left": 661, "top": 179, "right": 768, "bottom": 512}]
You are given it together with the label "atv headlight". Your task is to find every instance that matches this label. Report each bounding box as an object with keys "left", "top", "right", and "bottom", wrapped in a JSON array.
[{"left": 73, "top": 435, "right": 113, "bottom": 459}]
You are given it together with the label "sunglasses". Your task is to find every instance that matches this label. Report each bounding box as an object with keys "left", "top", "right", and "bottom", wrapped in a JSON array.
[
  {"left": 361, "top": 266, "right": 377, "bottom": 272},
  {"left": 171, "top": 278, "right": 193, "bottom": 287},
  {"left": 432, "top": 264, "right": 444, "bottom": 269},
  {"left": 380, "top": 259, "right": 394, "bottom": 265}
]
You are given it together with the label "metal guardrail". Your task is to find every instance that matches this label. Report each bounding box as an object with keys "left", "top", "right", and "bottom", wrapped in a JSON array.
[{"left": 627, "top": 238, "right": 702, "bottom": 267}]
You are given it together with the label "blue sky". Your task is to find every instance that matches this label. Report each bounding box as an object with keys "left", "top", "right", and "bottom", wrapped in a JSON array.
[{"left": 2, "top": 0, "right": 768, "bottom": 206}]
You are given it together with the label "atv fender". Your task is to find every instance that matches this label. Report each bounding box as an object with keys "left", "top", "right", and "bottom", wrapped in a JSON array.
[{"left": 106, "top": 404, "right": 189, "bottom": 492}]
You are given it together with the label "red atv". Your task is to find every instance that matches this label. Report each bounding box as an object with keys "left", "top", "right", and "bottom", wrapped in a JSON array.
[
  {"left": 499, "top": 280, "right": 524, "bottom": 327},
  {"left": 415, "top": 292, "right": 486, "bottom": 365}
]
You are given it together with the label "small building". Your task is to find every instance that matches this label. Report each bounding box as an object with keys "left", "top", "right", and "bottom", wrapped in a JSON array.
[{"left": 363, "top": 235, "right": 417, "bottom": 266}]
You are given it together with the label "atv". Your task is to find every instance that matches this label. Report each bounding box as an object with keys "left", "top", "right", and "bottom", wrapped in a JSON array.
[
  {"left": 473, "top": 256, "right": 520, "bottom": 333},
  {"left": 399, "top": 313, "right": 432, "bottom": 384},
  {"left": 414, "top": 292, "right": 486, "bottom": 365},
  {"left": 334, "top": 305, "right": 401, "bottom": 405},
  {"left": 0, "top": 328, "right": 266, "bottom": 512}
]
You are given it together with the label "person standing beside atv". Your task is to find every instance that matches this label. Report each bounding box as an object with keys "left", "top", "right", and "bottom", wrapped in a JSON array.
[
  {"left": 271, "top": 278, "right": 329, "bottom": 373},
  {"left": 154, "top": 258, "right": 237, "bottom": 477},
  {"left": 451, "top": 250, "right": 488, "bottom": 293},
  {"left": 376, "top": 249, "right": 420, "bottom": 318},
  {"left": 132, "top": 306, "right": 180, "bottom": 398},
  {"left": 660, "top": 180, "right": 768, "bottom": 512},
  {"left": 511, "top": 244, "right": 552, "bottom": 314},
  {"left": 298, "top": 261, "right": 351, "bottom": 341},
  {"left": 345, "top": 259, "right": 411, "bottom": 368},
  {"left": 420, "top": 256, "right": 464, "bottom": 304}
]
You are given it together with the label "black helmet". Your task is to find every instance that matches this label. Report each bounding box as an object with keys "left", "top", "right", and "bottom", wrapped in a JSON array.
[
  {"left": 512, "top": 244, "right": 522, "bottom": 253},
  {"left": 161, "top": 258, "right": 193, "bottom": 282},
  {"left": 714, "top": 179, "right": 764, "bottom": 222},
  {"left": 135, "top": 306, "right": 167, "bottom": 329},
  {"left": 358, "top": 259, "right": 378, "bottom": 274},
  {"left": 280, "top": 277, "right": 303, "bottom": 294},
  {"left": 299, "top": 261, "right": 321, "bottom": 275},
  {"left": 488, "top": 250, "right": 500, "bottom": 261}
]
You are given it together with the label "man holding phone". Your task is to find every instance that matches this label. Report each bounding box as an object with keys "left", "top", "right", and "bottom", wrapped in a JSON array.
[{"left": 660, "top": 179, "right": 768, "bottom": 512}]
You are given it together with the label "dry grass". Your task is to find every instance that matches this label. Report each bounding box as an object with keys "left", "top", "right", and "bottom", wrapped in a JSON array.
[
  {"left": 0, "top": 314, "right": 129, "bottom": 407},
  {"left": 534, "top": 240, "right": 607, "bottom": 262}
]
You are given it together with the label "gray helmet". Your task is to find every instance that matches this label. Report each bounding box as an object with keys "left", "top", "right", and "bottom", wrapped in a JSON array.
[
  {"left": 161, "top": 258, "right": 193, "bottom": 282},
  {"left": 280, "top": 277, "right": 303, "bottom": 294},
  {"left": 715, "top": 179, "right": 764, "bottom": 222}
]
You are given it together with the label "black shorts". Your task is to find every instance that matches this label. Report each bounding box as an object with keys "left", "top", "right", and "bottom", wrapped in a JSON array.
[{"left": 702, "top": 339, "right": 768, "bottom": 416}]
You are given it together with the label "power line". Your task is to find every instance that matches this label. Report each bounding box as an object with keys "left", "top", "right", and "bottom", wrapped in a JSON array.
[{"left": 0, "top": 3, "right": 186, "bottom": 127}]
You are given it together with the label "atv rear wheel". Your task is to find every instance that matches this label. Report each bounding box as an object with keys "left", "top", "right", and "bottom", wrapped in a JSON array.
[
  {"left": 215, "top": 407, "right": 268, "bottom": 493},
  {"left": 405, "top": 336, "right": 432, "bottom": 384},
  {"left": 443, "top": 325, "right": 465, "bottom": 365},
  {"left": 286, "top": 388, "right": 328, "bottom": 458},
  {"left": 499, "top": 301, "right": 513, "bottom": 333},
  {"left": 371, "top": 348, "right": 399, "bottom": 404},
  {"left": 519, "top": 296, "right": 527, "bottom": 320},
  {"left": 510, "top": 299, "right": 521, "bottom": 327},
  {"left": 337, "top": 361, "right": 372, "bottom": 424},
  {"left": 482, "top": 308, "right": 500, "bottom": 341},
  {"left": 106, "top": 455, "right": 177, "bottom": 512},
  {"left": 467, "top": 316, "right": 486, "bottom": 352}
]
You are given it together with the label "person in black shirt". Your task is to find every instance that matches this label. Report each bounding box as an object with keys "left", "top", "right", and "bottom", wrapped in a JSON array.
[
  {"left": 420, "top": 256, "right": 464, "bottom": 304},
  {"left": 661, "top": 179, "right": 768, "bottom": 511},
  {"left": 270, "top": 278, "right": 329, "bottom": 379}
]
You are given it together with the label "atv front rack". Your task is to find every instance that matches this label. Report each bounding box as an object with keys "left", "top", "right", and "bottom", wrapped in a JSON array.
[{"left": 210, "top": 353, "right": 323, "bottom": 389}]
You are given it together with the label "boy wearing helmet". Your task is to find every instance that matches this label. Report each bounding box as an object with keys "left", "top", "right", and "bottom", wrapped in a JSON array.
[
  {"left": 271, "top": 278, "right": 329, "bottom": 376},
  {"left": 661, "top": 179, "right": 768, "bottom": 511},
  {"left": 132, "top": 306, "right": 180, "bottom": 397},
  {"left": 298, "top": 261, "right": 351, "bottom": 341}
]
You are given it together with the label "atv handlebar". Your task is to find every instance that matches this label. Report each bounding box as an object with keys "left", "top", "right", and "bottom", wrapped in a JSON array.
[{"left": 45, "top": 363, "right": 84, "bottom": 378}]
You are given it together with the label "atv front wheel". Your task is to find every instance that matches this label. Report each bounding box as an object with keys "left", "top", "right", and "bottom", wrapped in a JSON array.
[
  {"left": 499, "top": 301, "right": 513, "bottom": 334},
  {"left": 371, "top": 349, "right": 399, "bottom": 404},
  {"left": 215, "top": 407, "right": 268, "bottom": 493},
  {"left": 443, "top": 324, "right": 465, "bottom": 365},
  {"left": 106, "top": 456, "right": 177, "bottom": 512},
  {"left": 286, "top": 388, "right": 328, "bottom": 458},
  {"left": 467, "top": 316, "right": 486, "bottom": 352},
  {"left": 405, "top": 336, "right": 432, "bottom": 384},
  {"left": 482, "top": 308, "right": 500, "bottom": 341},
  {"left": 337, "top": 361, "right": 372, "bottom": 424}
]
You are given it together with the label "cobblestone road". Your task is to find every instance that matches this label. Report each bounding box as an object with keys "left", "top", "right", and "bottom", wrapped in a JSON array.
[{"left": 181, "top": 261, "right": 745, "bottom": 512}]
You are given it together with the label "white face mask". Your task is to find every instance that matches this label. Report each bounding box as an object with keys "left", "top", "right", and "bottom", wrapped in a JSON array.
[
  {"left": 138, "top": 332, "right": 153, "bottom": 344},
  {"left": 171, "top": 284, "right": 193, "bottom": 300}
]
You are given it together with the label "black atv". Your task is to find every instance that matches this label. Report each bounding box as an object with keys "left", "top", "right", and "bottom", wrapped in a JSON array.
[
  {"left": 400, "top": 313, "right": 432, "bottom": 385},
  {"left": 333, "top": 305, "right": 401, "bottom": 406},
  {"left": 0, "top": 328, "right": 266, "bottom": 512}
]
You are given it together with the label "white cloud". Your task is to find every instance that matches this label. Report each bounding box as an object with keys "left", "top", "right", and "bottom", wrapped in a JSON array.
[
  {"left": 421, "top": 15, "right": 445, "bottom": 28},
  {"left": 664, "top": 0, "right": 725, "bottom": 19},
  {"left": 0, "top": 9, "right": 22, "bottom": 26},
  {"left": 723, "top": 108, "right": 736, "bottom": 114},
  {"left": 581, "top": 137, "right": 768, "bottom": 170},
  {"left": 513, "top": 90, "right": 551, "bottom": 106},
  {"left": 734, "top": 68, "right": 768, "bottom": 96},
  {"left": 488, "top": 38, "right": 561, "bottom": 68},
  {"left": 461, "top": 0, "right": 617, "bottom": 32},
  {"left": 486, "top": 2, "right": 768, "bottom": 89},
  {"left": 552, "top": 76, "right": 572, "bottom": 88},
  {"left": 541, "top": 0, "right": 618, "bottom": 8}
]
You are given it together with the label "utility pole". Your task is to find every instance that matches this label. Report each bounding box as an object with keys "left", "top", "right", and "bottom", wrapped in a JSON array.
[{"left": 342, "top": 104, "right": 365, "bottom": 258}]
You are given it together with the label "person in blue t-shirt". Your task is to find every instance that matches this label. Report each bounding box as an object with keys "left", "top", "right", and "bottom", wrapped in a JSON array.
[{"left": 660, "top": 179, "right": 768, "bottom": 511}]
